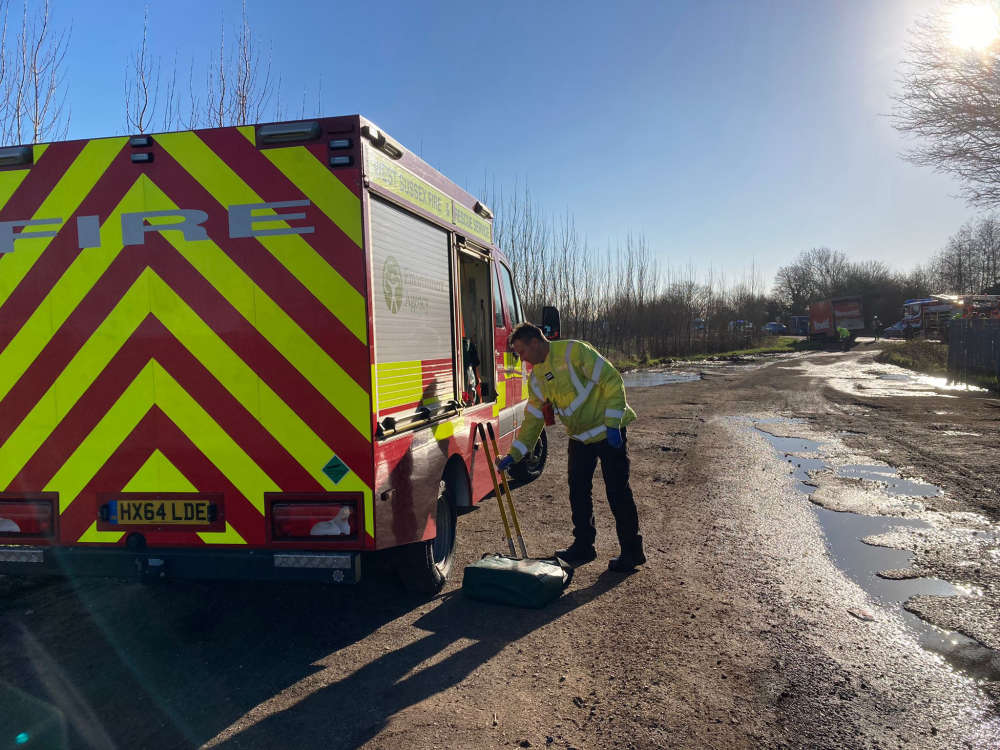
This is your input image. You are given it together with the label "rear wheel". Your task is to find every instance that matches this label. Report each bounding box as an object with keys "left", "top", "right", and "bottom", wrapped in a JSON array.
[
  {"left": 510, "top": 429, "right": 548, "bottom": 483},
  {"left": 397, "top": 481, "right": 457, "bottom": 594}
]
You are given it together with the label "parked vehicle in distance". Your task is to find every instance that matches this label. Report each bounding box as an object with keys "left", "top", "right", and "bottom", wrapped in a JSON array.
[
  {"left": 763, "top": 321, "right": 787, "bottom": 335},
  {"left": 882, "top": 320, "right": 913, "bottom": 339},
  {"left": 728, "top": 320, "right": 753, "bottom": 332},
  {"left": 788, "top": 315, "right": 810, "bottom": 335},
  {"left": 809, "top": 296, "right": 864, "bottom": 341}
]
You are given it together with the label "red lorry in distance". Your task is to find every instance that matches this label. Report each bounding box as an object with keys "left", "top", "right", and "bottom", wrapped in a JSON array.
[{"left": 809, "top": 296, "right": 865, "bottom": 341}]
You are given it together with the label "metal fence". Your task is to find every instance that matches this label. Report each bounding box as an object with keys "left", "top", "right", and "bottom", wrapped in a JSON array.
[{"left": 947, "top": 318, "right": 1000, "bottom": 387}]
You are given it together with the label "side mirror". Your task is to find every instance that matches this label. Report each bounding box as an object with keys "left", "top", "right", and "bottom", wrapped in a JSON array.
[{"left": 542, "top": 306, "right": 561, "bottom": 340}]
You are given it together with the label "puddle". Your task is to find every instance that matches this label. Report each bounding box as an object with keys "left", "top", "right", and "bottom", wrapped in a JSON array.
[
  {"left": 750, "top": 420, "right": 1000, "bottom": 684},
  {"left": 765, "top": 435, "right": 824, "bottom": 454},
  {"left": 834, "top": 465, "right": 942, "bottom": 497},
  {"left": 793, "top": 360, "right": 987, "bottom": 398},
  {"left": 623, "top": 371, "right": 701, "bottom": 388}
]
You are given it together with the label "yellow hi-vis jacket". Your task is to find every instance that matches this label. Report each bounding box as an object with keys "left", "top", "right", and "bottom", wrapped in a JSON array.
[{"left": 508, "top": 339, "right": 637, "bottom": 462}]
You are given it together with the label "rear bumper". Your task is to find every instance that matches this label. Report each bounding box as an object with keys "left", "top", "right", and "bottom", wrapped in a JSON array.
[{"left": 0, "top": 546, "right": 362, "bottom": 584}]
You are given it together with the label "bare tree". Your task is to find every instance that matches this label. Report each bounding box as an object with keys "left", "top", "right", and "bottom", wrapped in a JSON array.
[
  {"left": 894, "top": 2, "right": 1000, "bottom": 207},
  {"left": 3, "top": 0, "right": 70, "bottom": 145},
  {"left": 205, "top": 1, "right": 272, "bottom": 127},
  {"left": 124, "top": 7, "right": 157, "bottom": 134}
]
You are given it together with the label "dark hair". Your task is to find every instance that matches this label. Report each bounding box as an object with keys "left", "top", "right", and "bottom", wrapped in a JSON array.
[{"left": 510, "top": 322, "right": 545, "bottom": 345}]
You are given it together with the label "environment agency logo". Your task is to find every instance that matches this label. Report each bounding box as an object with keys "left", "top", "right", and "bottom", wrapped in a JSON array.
[{"left": 383, "top": 256, "right": 404, "bottom": 314}]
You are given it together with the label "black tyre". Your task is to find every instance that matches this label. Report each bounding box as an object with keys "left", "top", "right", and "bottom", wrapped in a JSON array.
[
  {"left": 397, "top": 481, "right": 457, "bottom": 594},
  {"left": 510, "top": 429, "right": 548, "bottom": 483}
]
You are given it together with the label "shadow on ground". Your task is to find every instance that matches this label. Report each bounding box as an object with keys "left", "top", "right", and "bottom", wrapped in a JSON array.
[{"left": 0, "top": 560, "right": 625, "bottom": 749}]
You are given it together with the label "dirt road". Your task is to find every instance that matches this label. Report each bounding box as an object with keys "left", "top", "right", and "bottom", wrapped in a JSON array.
[{"left": 2, "top": 346, "right": 999, "bottom": 749}]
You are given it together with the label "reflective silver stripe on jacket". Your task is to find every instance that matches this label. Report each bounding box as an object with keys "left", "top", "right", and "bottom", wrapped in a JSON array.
[
  {"left": 605, "top": 408, "right": 624, "bottom": 418},
  {"left": 572, "top": 424, "right": 607, "bottom": 442},
  {"left": 562, "top": 352, "right": 606, "bottom": 418},
  {"left": 565, "top": 342, "right": 584, "bottom": 393},
  {"left": 529, "top": 373, "right": 544, "bottom": 401},
  {"left": 513, "top": 440, "right": 529, "bottom": 455},
  {"left": 526, "top": 403, "right": 544, "bottom": 419}
]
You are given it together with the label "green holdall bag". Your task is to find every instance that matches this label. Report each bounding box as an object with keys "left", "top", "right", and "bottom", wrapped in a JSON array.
[{"left": 462, "top": 554, "right": 574, "bottom": 608}]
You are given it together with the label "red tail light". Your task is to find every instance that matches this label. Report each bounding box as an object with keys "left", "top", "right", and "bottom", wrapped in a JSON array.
[
  {"left": 0, "top": 500, "right": 54, "bottom": 537},
  {"left": 271, "top": 503, "right": 357, "bottom": 540}
]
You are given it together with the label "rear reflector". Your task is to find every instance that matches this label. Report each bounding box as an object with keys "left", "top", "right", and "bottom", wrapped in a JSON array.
[
  {"left": 0, "top": 548, "right": 44, "bottom": 563},
  {"left": 0, "top": 500, "right": 54, "bottom": 537},
  {"left": 273, "top": 553, "right": 353, "bottom": 569},
  {"left": 271, "top": 502, "right": 357, "bottom": 540}
]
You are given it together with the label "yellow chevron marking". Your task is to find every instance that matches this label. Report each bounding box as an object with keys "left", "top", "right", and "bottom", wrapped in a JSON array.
[
  {"left": 236, "top": 126, "right": 255, "bottom": 146},
  {"left": 197, "top": 522, "right": 247, "bottom": 545},
  {"left": 0, "top": 166, "right": 150, "bottom": 412},
  {"left": 0, "top": 168, "right": 30, "bottom": 211},
  {"left": 47, "top": 361, "right": 152, "bottom": 513},
  {"left": 141, "top": 174, "right": 372, "bottom": 439},
  {"left": 433, "top": 416, "right": 464, "bottom": 442},
  {"left": 124, "top": 450, "right": 196, "bottom": 492},
  {"left": 0, "top": 170, "right": 368, "bottom": 444},
  {"left": 0, "top": 270, "right": 371, "bottom": 528},
  {"left": 493, "top": 380, "right": 507, "bottom": 417},
  {"left": 262, "top": 146, "right": 363, "bottom": 248},
  {"left": 77, "top": 522, "right": 124, "bottom": 544},
  {"left": 45, "top": 360, "right": 279, "bottom": 514},
  {"left": 0, "top": 137, "right": 126, "bottom": 310},
  {"left": 156, "top": 131, "right": 368, "bottom": 344}
]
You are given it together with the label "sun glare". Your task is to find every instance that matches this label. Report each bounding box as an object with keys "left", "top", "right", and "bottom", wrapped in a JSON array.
[{"left": 949, "top": 2, "right": 1000, "bottom": 50}]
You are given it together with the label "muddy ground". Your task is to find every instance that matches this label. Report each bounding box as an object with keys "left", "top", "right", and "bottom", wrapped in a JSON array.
[{"left": 1, "top": 344, "right": 999, "bottom": 749}]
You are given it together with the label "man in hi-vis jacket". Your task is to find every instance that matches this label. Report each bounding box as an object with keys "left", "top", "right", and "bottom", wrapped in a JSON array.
[{"left": 497, "top": 323, "right": 645, "bottom": 572}]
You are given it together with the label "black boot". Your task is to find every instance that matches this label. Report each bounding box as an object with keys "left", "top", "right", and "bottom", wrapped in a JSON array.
[
  {"left": 555, "top": 542, "right": 597, "bottom": 566},
  {"left": 608, "top": 535, "right": 646, "bottom": 572}
]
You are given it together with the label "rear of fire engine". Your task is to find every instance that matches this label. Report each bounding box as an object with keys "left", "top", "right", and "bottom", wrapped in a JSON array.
[{"left": 0, "top": 116, "right": 541, "bottom": 590}]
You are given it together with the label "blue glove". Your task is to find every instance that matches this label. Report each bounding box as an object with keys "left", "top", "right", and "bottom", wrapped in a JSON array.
[
  {"left": 496, "top": 455, "right": 515, "bottom": 473},
  {"left": 607, "top": 428, "right": 623, "bottom": 449}
]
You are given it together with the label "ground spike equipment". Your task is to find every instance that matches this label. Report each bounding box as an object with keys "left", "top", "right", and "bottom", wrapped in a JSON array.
[
  {"left": 485, "top": 421, "right": 527, "bottom": 558},
  {"left": 475, "top": 421, "right": 518, "bottom": 557}
]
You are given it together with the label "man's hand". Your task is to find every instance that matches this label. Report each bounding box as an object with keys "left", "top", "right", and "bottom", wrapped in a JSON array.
[
  {"left": 496, "top": 455, "right": 515, "bottom": 473},
  {"left": 607, "top": 428, "right": 623, "bottom": 449}
]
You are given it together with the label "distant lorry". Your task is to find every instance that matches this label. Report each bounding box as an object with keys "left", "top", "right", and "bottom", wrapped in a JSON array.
[
  {"left": 901, "top": 297, "right": 959, "bottom": 339},
  {"left": 0, "top": 114, "right": 550, "bottom": 592},
  {"left": 809, "top": 296, "right": 864, "bottom": 341}
]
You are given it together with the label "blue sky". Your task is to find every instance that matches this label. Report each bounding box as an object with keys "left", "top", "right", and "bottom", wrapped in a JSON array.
[{"left": 56, "top": 0, "right": 968, "bottom": 287}]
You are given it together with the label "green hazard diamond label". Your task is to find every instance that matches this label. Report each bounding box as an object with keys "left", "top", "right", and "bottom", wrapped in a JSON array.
[{"left": 322, "top": 455, "right": 350, "bottom": 484}]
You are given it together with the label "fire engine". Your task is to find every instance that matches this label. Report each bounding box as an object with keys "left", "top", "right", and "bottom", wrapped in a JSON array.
[{"left": 0, "top": 116, "right": 549, "bottom": 592}]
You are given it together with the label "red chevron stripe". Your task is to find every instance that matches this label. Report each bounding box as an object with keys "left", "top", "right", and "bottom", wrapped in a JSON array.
[
  {"left": 0, "top": 147, "right": 370, "bottom": 393},
  {"left": 144, "top": 145, "right": 370, "bottom": 385},
  {"left": 195, "top": 128, "right": 366, "bottom": 290},
  {"left": 57, "top": 410, "right": 157, "bottom": 544},
  {"left": 0, "top": 147, "right": 146, "bottom": 355},
  {"left": 0, "top": 234, "right": 373, "bottom": 484},
  {"left": 59, "top": 408, "right": 266, "bottom": 546},
  {"left": 0, "top": 140, "right": 86, "bottom": 222},
  {"left": 12, "top": 315, "right": 368, "bottom": 495}
]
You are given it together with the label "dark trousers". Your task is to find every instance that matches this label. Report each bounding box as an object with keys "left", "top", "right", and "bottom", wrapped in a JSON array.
[{"left": 567, "top": 428, "right": 640, "bottom": 548}]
